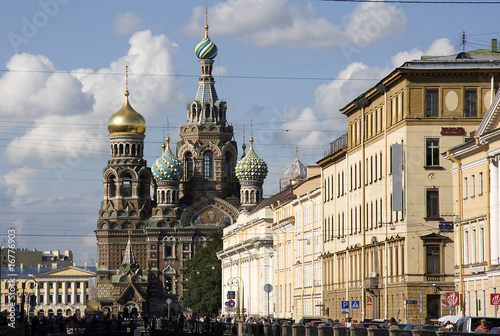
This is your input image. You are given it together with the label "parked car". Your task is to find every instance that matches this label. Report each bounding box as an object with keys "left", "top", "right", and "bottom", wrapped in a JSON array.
[
  {"left": 455, "top": 317, "right": 500, "bottom": 333},
  {"left": 273, "top": 318, "right": 294, "bottom": 325},
  {"left": 490, "top": 327, "right": 500, "bottom": 334},
  {"left": 297, "top": 316, "right": 334, "bottom": 326},
  {"left": 357, "top": 322, "right": 381, "bottom": 328},
  {"left": 322, "top": 322, "right": 343, "bottom": 328}
]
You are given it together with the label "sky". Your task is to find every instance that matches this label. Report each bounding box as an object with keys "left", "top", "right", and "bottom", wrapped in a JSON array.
[{"left": 0, "top": 0, "right": 498, "bottom": 266}]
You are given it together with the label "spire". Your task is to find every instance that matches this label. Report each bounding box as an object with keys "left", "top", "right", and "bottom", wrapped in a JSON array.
[
  {"left": 241, "top": 125, "right": 247, "bottom": 158},
  {"left": 122, "top": 230, "right": 136, "bottom": 265}
]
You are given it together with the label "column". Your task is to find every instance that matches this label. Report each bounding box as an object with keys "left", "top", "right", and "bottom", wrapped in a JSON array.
[
  {"left": 35, "top": 283, "right": 39, "bottom": 307},
  {"left": 43, "top": 282, "right": 48, "bottom": 305},
  {"left": 493, "top": 158, "right": 500, "bottom": 265},
  {"left": 62, "top": 282, "right": 67, "bottom": 304},
  {"left": 53, "top": 282, "right": 57, "bottom": 304},
  {"left": 80, "top": 281, "right": 85, "bottom": 304},
  {"left": 71, "top": 282, "right": 76, "bottom": 304}
]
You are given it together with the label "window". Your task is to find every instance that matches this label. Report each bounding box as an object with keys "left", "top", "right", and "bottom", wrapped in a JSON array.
[
  {"left": 426, "top": 189, "right": 440, "bottom": 218},
  {"left": 471, "top": 175, "right": 475, "bottom": 197},
  {"left": 379, "top": 152, "right": 383, "bottom": 180},
  {"left": 426, "top": 89, "right": 438, "bottom": 117},
  {"left": 479, "top": 172, "right": 484, "bottom": 195},
  {"left": 164, "top": 244, "right": 175, "bottom": 258},
  {"left": 464, "top": 89, "right": 477, "bottom": 117},
  {"left": 122, "top": 175, "right": 132, "bottom": 197},
  {"left": 426, "top": 245, "right": 440, "bottom": 274},
  {"left": 425, "top": 138, "right": 440, "bottom": 167},
  {"left": 358, "top": 161, "right": 362, "bottom": 188},
  {"left": 185, "top": 152, "right": 193, "bottom": 179},
  {"left": 203, "top": 151, "right": 213, "bottom": 179},
  {"left": 463, "top": 177, "right": 468, "bottom": 199}
]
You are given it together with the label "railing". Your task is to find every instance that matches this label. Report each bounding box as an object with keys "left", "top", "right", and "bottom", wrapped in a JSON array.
[{"left": 324, "top": 133, "right": 348, "bottom": 157}]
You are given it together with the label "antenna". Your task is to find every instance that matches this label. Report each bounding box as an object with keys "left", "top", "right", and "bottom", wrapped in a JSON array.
[{"left": 461, "top": 31, "right": 466, "bottom": 53}]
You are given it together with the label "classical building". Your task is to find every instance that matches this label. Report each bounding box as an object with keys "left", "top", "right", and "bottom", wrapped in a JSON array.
[
  {"left": 271, "top": 165, "right": 322, "bottom": 320},
  {"left": 1, "top": 266, "right": 96, "bottom": 317},
  {"left": 445, "top": 87, "right": 500, "bottom": 317},
  {"left": 95, "top": 22, "right": 245, "bottom": 316},
  {"left": 318, "top": 41, "right": 500, "bottom": 323}
]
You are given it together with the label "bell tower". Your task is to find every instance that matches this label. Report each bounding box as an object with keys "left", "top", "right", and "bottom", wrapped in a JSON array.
[
  {"left": 177, "top": 18, "right": 239, "bottom": 205},
  {"left": 96, "top": 71, "right": 152, "bottom": 270}
]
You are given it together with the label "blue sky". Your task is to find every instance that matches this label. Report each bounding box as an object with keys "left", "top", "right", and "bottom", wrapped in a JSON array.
[{"left": 0, "top": 0, "right": 498, "bottom": 265}]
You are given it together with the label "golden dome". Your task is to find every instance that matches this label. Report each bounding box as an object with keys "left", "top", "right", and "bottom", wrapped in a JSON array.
[{"left": 108, "top": 91, "right": 146, "bottom": 135}]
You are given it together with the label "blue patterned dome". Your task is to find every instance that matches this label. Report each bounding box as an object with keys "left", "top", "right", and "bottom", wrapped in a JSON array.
[
  {"left": 151, "top": 137, "right": 183, "bottom": 182},
  {"left": 235, "top": 138, "right": 268, "bottom": 182},
  {"left": 195, "top": 24, "right": 218, "bottom": 59}
]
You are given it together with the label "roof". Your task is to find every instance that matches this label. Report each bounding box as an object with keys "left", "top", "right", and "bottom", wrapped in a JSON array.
[{"left": 1, "top": 265, "right": 96, "bottom": 277}]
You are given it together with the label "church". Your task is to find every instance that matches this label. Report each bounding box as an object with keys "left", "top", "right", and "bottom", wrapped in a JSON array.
[{"left": 94, "top": 22, "right": 269, "bottom": 317}]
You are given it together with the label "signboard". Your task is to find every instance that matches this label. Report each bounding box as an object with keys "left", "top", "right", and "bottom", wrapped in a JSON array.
[
  {"left": 491, "top": 294, "right": 500, "bottom": 306},
  {"left": 366, "top": 296, "right": 373, "bottom": 306},
  {"left": 341, "top": 309, "right": 350, "bottom": 314},
  {"left": 227, "top": 291, "right": 236, "bottom": 299},
  {"left": 441, "top": 127, "right": 466, "bottom": 136},
  {"left": 341, "top": 301, "right": 349, "bottom": 309},
  {"left": 351, "top": 300, "right": 360, "bottom": 309},
  {"left": 405, "top": 300, "right": 417, "bottom": 304},
  {"left": 445, "top": 292, "right": 460, "bottom": 306}
]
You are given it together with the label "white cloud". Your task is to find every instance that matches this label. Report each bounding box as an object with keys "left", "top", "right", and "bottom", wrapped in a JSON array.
[
  {"left": 114, "top": 12, "right": 143, "bottom": 36},
  {"left": 2, "top": 167, "right": 37, "bottom": 197},
  {"left": 391, "top": 38, "right": 456, "bottom": 68},
  {"left": 185, "top": 0, "right": 406, "bottom": 49},
  {"left": 2, "top": 30, "right": 184, "bottom": 166}
]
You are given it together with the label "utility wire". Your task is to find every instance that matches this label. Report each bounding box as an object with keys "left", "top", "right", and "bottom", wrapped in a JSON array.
[{"left": 320, "top": 0, "right": 500, "bottom": 3}]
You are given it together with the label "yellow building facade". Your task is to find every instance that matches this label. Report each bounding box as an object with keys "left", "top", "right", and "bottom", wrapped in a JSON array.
[{"left": 319, "top": 44, "right": 500, "bottom": 323}]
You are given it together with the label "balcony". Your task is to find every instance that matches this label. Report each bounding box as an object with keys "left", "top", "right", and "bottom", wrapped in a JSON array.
[{"left": 365, "top": 277, "right": 379, "bottom": 289}]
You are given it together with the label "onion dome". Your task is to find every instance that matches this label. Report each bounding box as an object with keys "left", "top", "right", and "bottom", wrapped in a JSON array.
[
  {"left": 108, "top": 90, "right": 146, "bottom": 135},
  {"left": 151, "top": 137, "right": 183, "bottom": 182},
  {"left": 235, "top": 137, "right": 268, "bottom": 182},
  {"left": 195, "top": 23, "right": 218, "bottom": 59}
]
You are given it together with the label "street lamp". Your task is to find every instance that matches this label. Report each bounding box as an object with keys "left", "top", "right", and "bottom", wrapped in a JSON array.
[
  {"left": 20, "top": 274, "right": 34, "bottom": 323},
  {"left": 227, "top": 277, "right": 244, "bottom": 321},
  {"left": 454, "top": 215, "right": 465, "bottom": 316},
  {"left": 383, "top": 222, "right": 396, "bottom": 320}
]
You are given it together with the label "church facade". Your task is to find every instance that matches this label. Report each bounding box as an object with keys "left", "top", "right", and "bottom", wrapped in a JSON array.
[{"left": 94, "top": 23, "right": 267, "bottom": 316}]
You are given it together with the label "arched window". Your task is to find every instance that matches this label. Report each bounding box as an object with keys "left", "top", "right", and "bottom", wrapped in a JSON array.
[
  {"left": 125, "top": 144, "right": 130, "bottom": 155},
  {"left": 224, "top": 152, "right": 232, "bottom": 180},
  {"left": 108, "top": 176, "right": 116, "bottom": 197},
  {"left": 122, "top": 175, "right": 132, "bottom": 197},
  {"left": 165, "top": 277, "right": 173, "bottom": 292},
  {"left": 185, "top": 152, "right": 193, "bottom": 180},
  {"left": 204, "top": 151, "right": 213, "bottom": 179}
]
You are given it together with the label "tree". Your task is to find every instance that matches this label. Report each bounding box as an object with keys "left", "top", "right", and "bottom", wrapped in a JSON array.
[{"left": 180, "top": 227, "right": 223, "bottom": 315}]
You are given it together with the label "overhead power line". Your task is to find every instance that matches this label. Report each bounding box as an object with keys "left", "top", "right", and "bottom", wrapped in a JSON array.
[{"left": 321, "top": 0, "right": 500, "bottom": 3}]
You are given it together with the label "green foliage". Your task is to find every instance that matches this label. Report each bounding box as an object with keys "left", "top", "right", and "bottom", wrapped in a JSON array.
[{"left": 179, "top": 227, "right": 223, "bottom": 315}]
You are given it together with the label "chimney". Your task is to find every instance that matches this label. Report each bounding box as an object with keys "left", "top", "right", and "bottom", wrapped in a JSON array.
[
  {"left": 37, "top": 264, "right": 41, "bottom": 273},
  {"left": 52, "top": 262, "right": 57, "bottom": 270},
  {"left": 84, "top": 262, "right": 87, "bottom": 270},
  {"left": 492, "top": 39, "right": 498, "bottom": 53},
  {"left": 20, "top": 263, "right": 23, "bottom": 273}
]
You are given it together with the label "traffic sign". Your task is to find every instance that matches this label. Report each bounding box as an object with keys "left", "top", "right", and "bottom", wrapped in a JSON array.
[
  {"left": 243, "top": 308, "right": 247, "bottom": 313},
  {"left": 341, "top": 301, "right": 349, "bottom": 309},
  {"left": 492, "top": 294, "right": 500, "bottom": 306},
  {"left": 405, "top": 300, "right": 417, "bottom": 304},
  {"left": 227, "top": 299, "right": 235, "bottom": 308},
  {"left": 351, "top": 301, "right": 360, "bottom": 309},
  {"left": 445, "top": 292, "right": 459, "bottom": 306},
  {"left": 341, "top": 309, "right": 350, "bottom": 314}
]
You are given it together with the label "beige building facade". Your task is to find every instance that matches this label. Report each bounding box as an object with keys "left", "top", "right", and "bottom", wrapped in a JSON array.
[
  {"left": 271, "top": 166, "right": 322, "bottom": 320},
  {"left": 445, "top": 87, "right": 500, "bottom": 317},
  {"left": 319, "top": 44, "right": 500, "bottom": 323}
]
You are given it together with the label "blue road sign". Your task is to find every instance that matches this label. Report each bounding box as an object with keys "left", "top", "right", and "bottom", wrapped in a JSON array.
[
  {"left": 351, "top": 300, "right": 360, "bottom": 309},
  {"left": 406, "top": 300, "right": 417, "bottom": 304},
  {"left": 341, "top": 301, "right": 349, "bottom": 309},
  {"left": 227, "top": 299, "right": 236, "bottom": 308}
]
